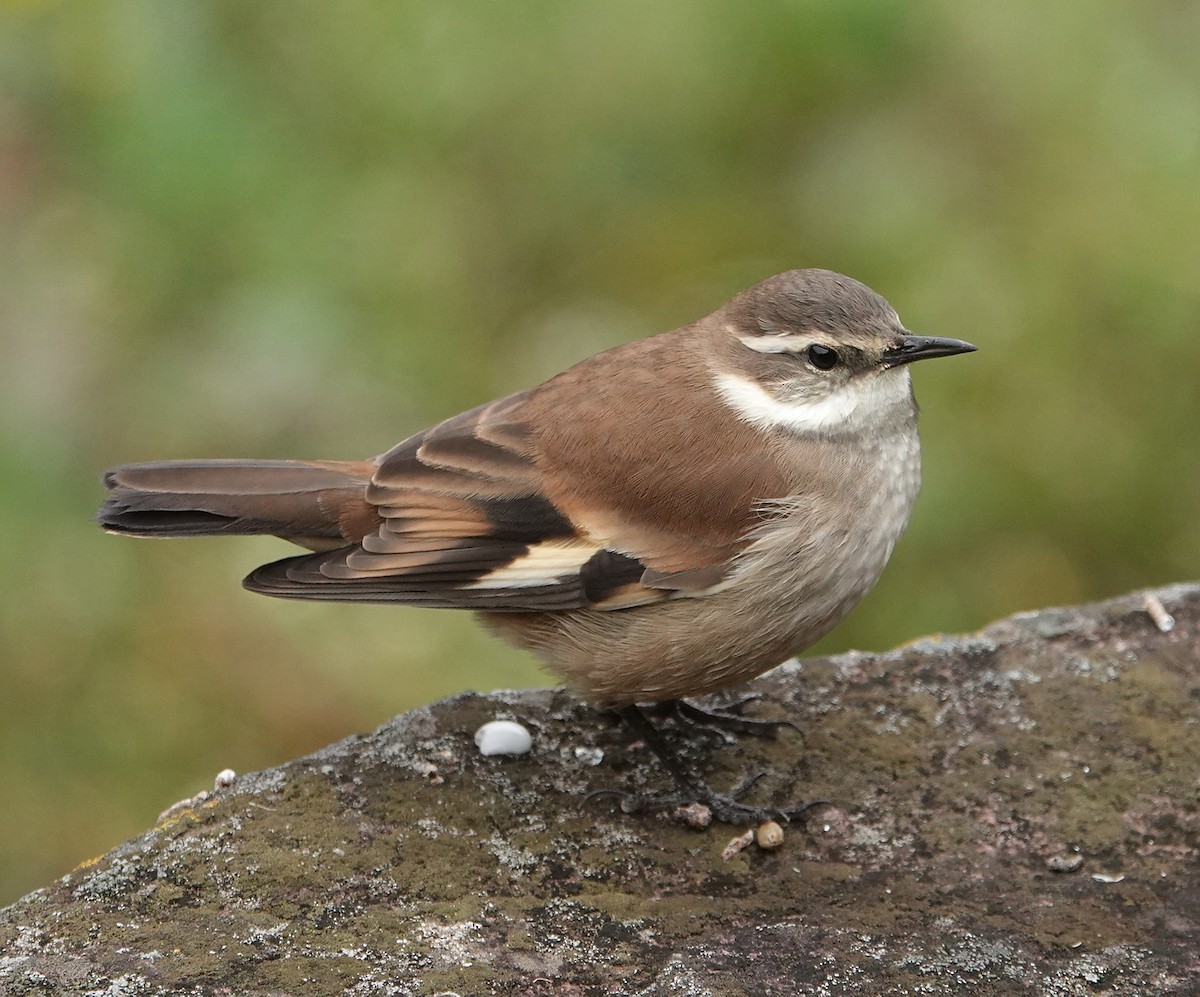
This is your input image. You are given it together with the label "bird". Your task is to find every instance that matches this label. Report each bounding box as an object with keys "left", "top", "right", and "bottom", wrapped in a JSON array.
[{"left": 97, "top": 269, "right": 975, "bottom": 824}]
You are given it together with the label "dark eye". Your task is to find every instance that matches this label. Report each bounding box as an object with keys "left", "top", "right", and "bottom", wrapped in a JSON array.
[{"left": 807, "top": 344, "right": 840, "bottom": 370}]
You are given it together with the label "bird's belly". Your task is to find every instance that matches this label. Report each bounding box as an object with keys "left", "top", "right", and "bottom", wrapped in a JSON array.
[{"left": 485, "top": 436, "right": 921, "bottom": 706}]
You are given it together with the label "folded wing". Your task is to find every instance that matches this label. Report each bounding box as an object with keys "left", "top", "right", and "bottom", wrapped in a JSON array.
[{"left": 244, "top": 392, "right": 703, "bottom": 611}]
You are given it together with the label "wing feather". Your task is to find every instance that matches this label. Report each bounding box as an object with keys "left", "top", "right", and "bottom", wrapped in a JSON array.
[{"left": 244, "top": 372, "right": 766, "bottom": 610}]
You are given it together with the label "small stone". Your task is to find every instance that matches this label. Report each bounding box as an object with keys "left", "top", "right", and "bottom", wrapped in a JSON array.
[
  {"left": 573, "top": 746, "right": 605, "bottom": 766},
  {"left": 673, "top": 802, "right": 712, "bottom": 829},
  {"left": 1046, "top": 853, "right": 1084, "bottom": 873},
  {"left": 413, "top": 760, "right": 444, "bottom": 784},
  {"left": 721, "top": 829, "right": 755, "bottom": 861},
  {"left": 474, "top": 720, "right": 533, "bottom": 756},
  {"left": 755, "top": 820, "right": 785, "bottom": 849},
  {"left": 1143, "top": 592, "right": 1175, "bottom": 633}
]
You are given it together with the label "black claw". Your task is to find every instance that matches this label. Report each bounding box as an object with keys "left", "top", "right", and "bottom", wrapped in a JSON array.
[
  {"left": 703, "top": 797, "right": 821, "bottom": 826},
  {"left": 727, "top": 771, "right": 766, "bottom": 798},
  {"left": 695, "top": 776, "right": 819, "bottom": 825},
  {"left": 584, "top": 786, "right": 688, "bottom": 815}
]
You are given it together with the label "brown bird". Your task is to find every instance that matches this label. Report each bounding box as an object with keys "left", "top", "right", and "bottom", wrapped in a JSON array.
[{"left": 98, "top": 269, "right": 975, "bottom": 823}]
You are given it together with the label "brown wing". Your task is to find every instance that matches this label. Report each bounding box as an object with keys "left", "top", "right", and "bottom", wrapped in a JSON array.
[
  {"left": 246, "top": 334, "right": 796, "bottom": 611},
  {"left": 244, "top": 392, "right": 671, "bottom": 610}
]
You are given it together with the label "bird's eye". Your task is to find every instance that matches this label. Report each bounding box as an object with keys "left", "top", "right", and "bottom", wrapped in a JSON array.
[{"left": 806, "top": 344, "right": 840, "bottom": 370}]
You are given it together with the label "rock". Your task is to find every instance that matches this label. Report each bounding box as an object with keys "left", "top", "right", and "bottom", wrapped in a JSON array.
[{"left": 2, "top": 584, "right": 1199, "bottom": 995}]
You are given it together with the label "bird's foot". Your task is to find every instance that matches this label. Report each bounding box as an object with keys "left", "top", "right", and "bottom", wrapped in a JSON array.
[
  {"left": 588, "top": 704, "right": 815, "bottom": 826},
  {"left": 587, "top": 772, "right": 817, "bottom": 826}
]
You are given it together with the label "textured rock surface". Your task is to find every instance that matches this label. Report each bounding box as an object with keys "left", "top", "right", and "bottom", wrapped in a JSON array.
[{"left": 3, "top": 584, "right": 1199, "bottom": 995}]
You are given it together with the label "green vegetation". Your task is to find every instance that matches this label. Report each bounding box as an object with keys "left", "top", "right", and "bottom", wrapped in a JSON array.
[{"left": 1, "top": 2, "right": 1197, "bottom": 904}]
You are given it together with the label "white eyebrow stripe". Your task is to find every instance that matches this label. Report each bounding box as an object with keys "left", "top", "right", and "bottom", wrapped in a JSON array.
[
  {"left": 737, "top": 334, "right": 819, "bottom": 354},
  {"left": 713, "top": 369, "right": 910, "bottom": 434}
]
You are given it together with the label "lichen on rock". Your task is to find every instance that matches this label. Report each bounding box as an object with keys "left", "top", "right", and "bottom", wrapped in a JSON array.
[{"left": 2, "top": 584, "right": 1199, "bottom": 994}]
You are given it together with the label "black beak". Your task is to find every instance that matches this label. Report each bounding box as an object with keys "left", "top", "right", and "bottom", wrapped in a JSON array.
[{"left": 882, "top": 335, "right": 977, "bottom": 368}]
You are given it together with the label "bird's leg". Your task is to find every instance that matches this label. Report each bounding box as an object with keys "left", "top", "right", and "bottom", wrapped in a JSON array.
[{"left": 586, "top": 705, "right": 815, "bottom": 826}]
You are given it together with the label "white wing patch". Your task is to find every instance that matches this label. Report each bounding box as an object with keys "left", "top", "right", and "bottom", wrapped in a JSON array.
[{"left": 464, "top": 540, "right": 597, "bottom": 589}]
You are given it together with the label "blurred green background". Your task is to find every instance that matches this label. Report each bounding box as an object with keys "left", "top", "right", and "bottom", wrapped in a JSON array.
[{"left": 2, "top": 1, "right": 1197, "bottom": 905}]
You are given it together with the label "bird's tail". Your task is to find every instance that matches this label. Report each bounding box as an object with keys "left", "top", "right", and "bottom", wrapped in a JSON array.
[{"left": 97, "top": 458, "right": 380, "bottom": 551}]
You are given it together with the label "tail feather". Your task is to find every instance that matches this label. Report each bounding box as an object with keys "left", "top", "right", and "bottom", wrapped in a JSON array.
[{"left": 97, "top": 458, "right": 379, "bottom": 550}]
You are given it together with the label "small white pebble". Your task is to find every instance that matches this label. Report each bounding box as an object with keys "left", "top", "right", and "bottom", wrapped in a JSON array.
[
  {"left": 1091, "top": 872, "right": 1125, "bottom": 884},
  {"left": 1047, "top": 853, "right": 1084, "bottom": 874},
  {"left": 474, "top": 720, "right": 533, "bottom": 756},
  {"left": 213, "top": 769, "right": 237, "bottom": 791},
  {"left": 573, "top": 746, "right": 605, "bottom": 766}
]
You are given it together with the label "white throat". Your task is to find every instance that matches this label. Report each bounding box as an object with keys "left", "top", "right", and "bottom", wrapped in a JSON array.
[{"left": 713, "top": 368, "right": 913, "bottom": 436}]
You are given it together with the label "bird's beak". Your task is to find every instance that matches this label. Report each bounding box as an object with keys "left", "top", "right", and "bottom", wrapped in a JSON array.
[{"left": 882, "top": 335, "right": 977, "bottom": 368}]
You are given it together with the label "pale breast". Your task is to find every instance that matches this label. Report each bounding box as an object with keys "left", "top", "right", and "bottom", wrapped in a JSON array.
[
  {"left": 732, "top": 425, "right": 922, "bottom": 647},
  {"left": 485, "top": 423, "right": 922, "bottom": 707}
]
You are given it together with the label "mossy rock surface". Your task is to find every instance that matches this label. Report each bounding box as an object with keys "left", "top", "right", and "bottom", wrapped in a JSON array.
[{"left": 3, "top": 584, "right": 1199, "bottom": 995}]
